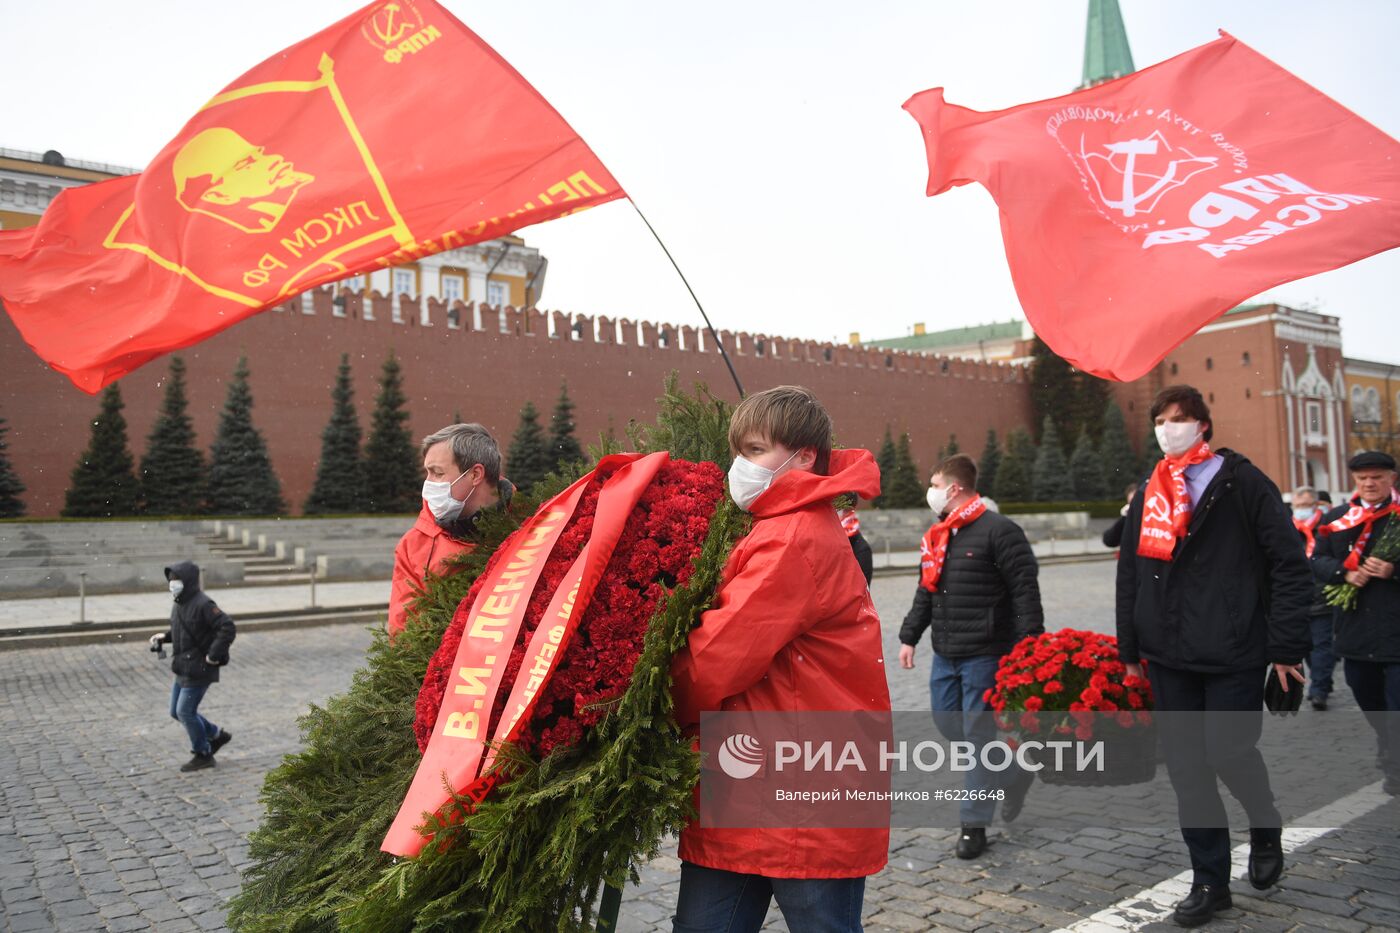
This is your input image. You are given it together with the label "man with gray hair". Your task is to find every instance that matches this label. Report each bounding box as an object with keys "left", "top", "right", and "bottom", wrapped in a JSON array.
[
  {"left": 1291, "top": 485, "right": 1334, "bottom": 709},
  {"left": 387, "top": 423, "right": 514, "bottom": 636}
]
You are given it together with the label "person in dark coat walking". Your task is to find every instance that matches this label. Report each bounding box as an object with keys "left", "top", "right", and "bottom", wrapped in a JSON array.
[
  {"left": 1290, "top": 485, "right": 1335, "bottom": 710},
  {"left": 1311, "top": 450, "right": 1400, "bottom": 795},
  {"left": 1101, "top": 482, "right": 1140, "bottom": 549},
  {"left": 149, "top": 561, "right": 236, "bottom": 772},
  {"left": 1116, "top": 386, "right": 1311, "bottom": 927},
  {"left": 898, "top": 454, "right": 1043, "bottom": 859}
]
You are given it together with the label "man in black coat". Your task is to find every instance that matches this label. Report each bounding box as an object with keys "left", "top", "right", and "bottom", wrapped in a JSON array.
[
  {"left": 898, "top": 454, "right": 1043, "bottom": 859},
  {"left": 1311, "top": 450, "right": 1400, "bottom": 795},
  {"left": 1116, "top": 386, "right": 1310, "bottom": 928},
  {"left": 149, "top": 561, "right": 236, "bottom": 772}
]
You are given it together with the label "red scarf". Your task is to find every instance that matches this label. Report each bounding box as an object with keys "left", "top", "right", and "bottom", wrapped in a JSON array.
[
  {"left": 837, "top": 507, "right": 861, "bottom": 539},
  {"left": 919, "top": 497, "right": 986, "bottom": 592},
  {"left": 1136, "top": 440, "right": 1214, "bottom": 561},
  {"left": 1293, "top": 509, "right": 1322, "bottom": 557},
  {"left": 1318, "top": 488, "right": 1400, "bottom": 571}
]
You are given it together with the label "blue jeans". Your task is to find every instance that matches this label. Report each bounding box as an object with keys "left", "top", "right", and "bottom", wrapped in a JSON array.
[
  {"left": 1307, "top": 614, "right": 1336, "bottom": 699},
  {"left": 169, "top": 682, "right": 219, "bottom": 755},
  {"left": 929, "top": 652, "right": 1015, "bottom": 826},
  {"left": 672, "top": 862, "right": 865, "bottom": 933}
]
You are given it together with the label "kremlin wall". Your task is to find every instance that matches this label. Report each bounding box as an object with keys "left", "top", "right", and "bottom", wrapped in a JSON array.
[{"left": 0, "top": 285, "right": 1036, "bottom": 516}]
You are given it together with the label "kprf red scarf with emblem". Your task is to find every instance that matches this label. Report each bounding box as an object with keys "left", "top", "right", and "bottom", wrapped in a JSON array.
[
  {"left": 837, "top": 507, "right": 861, "bottom": 539},
  {"left": 919, "top": 497, "right": 986, "bottom": 592},
  {"left": 1318, "top": 488, "right": 1400, "bottom": 571},
  {"left": 1136, "top": 440, "right": 1214, "bottom": 561},
  {"left": 1293, "top": 509, "right": 1323, "bottom": 557}
]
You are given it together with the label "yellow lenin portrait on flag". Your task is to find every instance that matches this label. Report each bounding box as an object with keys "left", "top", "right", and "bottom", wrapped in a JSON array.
[
  {"left": 172, "top": 128, "right": 315, "bottom": 234},
  {"left": 103, "top": 53, "right": 413, "bottom": 307}
]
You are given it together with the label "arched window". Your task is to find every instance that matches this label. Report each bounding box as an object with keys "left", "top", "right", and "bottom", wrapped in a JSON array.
[
  {"left": 1241, "top": 351, "right": 1250, "bottom": 366},
  {"left": 1205, "top": 357, "right": 1214, "bottom": 371}
]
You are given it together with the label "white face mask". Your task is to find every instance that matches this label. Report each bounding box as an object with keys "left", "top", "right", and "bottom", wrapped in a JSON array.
[
  {"left": 926, "top": 484, "right": 951, "bottom": 516},
  {"left": 1155, "top": 420, "right": 1203, "bottom": 458},
  {"left": 422, "top": 469, "right": 477, "bottom": 524},
  {"left": 727, "top": 450, "right": 799, "bottom": 512},
  {"left": 1293, "top": 506, "right": 1316, "bottom": 521},
  {"left": 169, "top": 579, "right": 184, "bottom": 599}
]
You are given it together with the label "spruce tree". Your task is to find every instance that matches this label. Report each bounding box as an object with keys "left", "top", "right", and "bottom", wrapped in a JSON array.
[
  {"left": 873, "top": 427, "right": 898, "bottom": 508},
  {"left": 305, "top": 354, "right": 366, "bottom": 514},
  {"left": 1074, "top": 373, "right": 1112, "bottom": 442},
  {"left": 994, "top": 428, "right": 1035, "bottom": 503},
  {"left": 978, "top": 429, "right": 1002, "bottom": 499},
  {"left": 139, "top": 356, "right": 205, "bottom": 515},
  {"left": 507, "top": 401, "right": 550, "bottom": 494},
  {"left": 363, "top": 351, "right": 420, "bottom": 513},
  {"left": 887, "top": 433, "right": 926, "bottom": 508},
  {"left": 1032, "top": 416, "right": 1074, "bottom": 501},
  {"left": 549, "top": 382, "right": 585, "bottom": 470},
  {"left": 936, "top": 433, "right": 961, "bottom": 463},
  {"left": 1099, "top": 401, "right": 1142, "bottom": 493},
  {"left": 0, "top": 416, "right": 26, "bottom": 518},
  {"left": 1141, "top": 425, "right": 1162, "bottom": 475},
  {"left": 63, "top": 383, "right": 140, "bottom": 517},
  {"left": 206, "top": 356, "right": 286, "bottom": 515},
  {"left": 1030, "top": 338, "right": 1078, "bottom": 452},
  {"left": 1069, "top": 429, "right": 1104, "bottom": 500}
]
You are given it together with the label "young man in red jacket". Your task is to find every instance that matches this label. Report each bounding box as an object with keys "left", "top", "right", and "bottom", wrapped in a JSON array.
[{"left": 671, "top": 385, "right": 890, "bottom": 933}]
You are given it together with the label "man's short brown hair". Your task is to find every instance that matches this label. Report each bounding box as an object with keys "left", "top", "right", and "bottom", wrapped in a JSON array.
[
  {"left": 934, "top": 453, "right": 978, "bottom": 491},
  {"left": 728, "top": 386, "right": 833, "bottom": 474},
  {"left": 1149, "top": 384, "right": 1214, "bottom": 442}
]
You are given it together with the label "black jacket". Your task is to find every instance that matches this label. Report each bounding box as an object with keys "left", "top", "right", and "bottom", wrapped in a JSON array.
[
  {"left": 1115, "top": 450, "right": 1311, "bottom": 673},
  {"left": 1102, "top": 515, "right": 1127, "bottom": 549},
  {"left": 849, "top": 531, "right": 874, "bottom": 586},
  {"left": 1311, "top": 501, "right": 1400, "bottom": 663},
  {"left": 899, "top": 510, "right": 1043, "bottom": 658},
  {"left": 161, "top": 561, "right": 236, "bottom": 686}
]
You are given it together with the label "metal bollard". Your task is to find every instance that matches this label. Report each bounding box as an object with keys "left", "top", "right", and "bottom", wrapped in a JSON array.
[
  {"left": 309, "top": 566, "right": 317, "bottom": 608},
  {"left": 77, "top": 571, "right": 87, "bottom": 625}
]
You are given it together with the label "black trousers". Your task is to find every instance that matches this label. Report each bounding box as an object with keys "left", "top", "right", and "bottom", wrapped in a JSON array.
[
  {"left": 1343, "top": 658, "right": 1400, "bottom": 778},
  {"left": 1148, "top": 663, "right": 1280, "bottom": 887}
]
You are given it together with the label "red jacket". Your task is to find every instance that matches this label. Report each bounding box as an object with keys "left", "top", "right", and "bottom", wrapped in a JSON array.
[
  {"left": 671, "top": 449, "right": 890, "bottom": 878},
  {"left": 387, "top": 502, "right": 474, "bottom": 636}
]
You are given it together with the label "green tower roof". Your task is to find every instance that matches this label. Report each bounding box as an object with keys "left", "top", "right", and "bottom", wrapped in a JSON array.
[{"left": 1081, "top": 0, "right": 1136, "bottom": 87}]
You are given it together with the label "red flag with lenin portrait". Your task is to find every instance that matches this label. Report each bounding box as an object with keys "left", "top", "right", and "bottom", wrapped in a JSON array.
[
  {"left": 0, "top": 0, "right": 623, "bottom": 393},
  {"left": 904, "top": 33, "right": 1400, "bottom": 382}
]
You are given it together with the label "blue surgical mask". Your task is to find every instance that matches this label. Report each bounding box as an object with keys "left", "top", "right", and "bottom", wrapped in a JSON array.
[{"left": 169, "top": 579, "right": 184, "bottom": 599}]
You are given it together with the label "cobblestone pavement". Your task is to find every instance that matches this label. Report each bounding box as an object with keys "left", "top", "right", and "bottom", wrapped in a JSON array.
[{"left": 1, "top": 561, "right": 1397, "bottom": 932}]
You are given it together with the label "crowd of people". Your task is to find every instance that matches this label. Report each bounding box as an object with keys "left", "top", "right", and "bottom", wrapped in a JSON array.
[{"left": 146, "top": 380, "right": 1397, "bottom": 931}]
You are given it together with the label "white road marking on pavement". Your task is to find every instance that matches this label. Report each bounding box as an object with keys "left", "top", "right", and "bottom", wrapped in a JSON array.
[{"left": 1052, "top": 781, "right": 1392, "bottom": 932}]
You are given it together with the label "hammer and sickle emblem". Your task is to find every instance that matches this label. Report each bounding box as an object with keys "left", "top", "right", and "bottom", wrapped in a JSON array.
[
  {"left": 371, "top": 2, "right": 415, "bottom": 45},
  {"left": 1145, "top": 493, "right": 1172, "bottom": 525}
]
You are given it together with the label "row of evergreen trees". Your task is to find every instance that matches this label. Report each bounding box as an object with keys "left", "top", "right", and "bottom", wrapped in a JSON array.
[
  {"left": 871, "top": 399, "right": 1154, "bottom": 508},
  {"left": 22, "top": 351, "right": 594, "bottom": 519}
]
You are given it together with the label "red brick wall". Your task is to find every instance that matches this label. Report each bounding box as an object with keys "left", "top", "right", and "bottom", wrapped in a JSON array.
[{"left": 0, "top": 291, "right": 1035, "bottom": 516}]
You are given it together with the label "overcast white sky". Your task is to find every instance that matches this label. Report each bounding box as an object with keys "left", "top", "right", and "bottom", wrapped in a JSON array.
[{"left": 4, "top": 1, "right": 1398, "bottom": 363}]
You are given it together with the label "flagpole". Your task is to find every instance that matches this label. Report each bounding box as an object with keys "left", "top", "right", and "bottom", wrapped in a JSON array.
[{"left": 629, "top": 200, "right": 745, "bottom": 399}]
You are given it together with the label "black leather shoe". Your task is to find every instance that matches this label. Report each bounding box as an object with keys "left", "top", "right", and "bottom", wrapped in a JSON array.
[
  {"left": 1248, "top": 828, "right": 1284, "bottom": 889},
  {"left": 1172, "top": 883, "right": 1231, "bottom": 927},
  {"left": 210, "top": 730, "right": 233, "bottom": 755},
  {"left": 955, "top": 826, "right": 986, "bottom": 860},
  {"left": 1002, "top": 768, "right": 1034, "bottom": 823},
  {"left": 1309, "top": 694, "right": 1327, "bottom": 711},
  {"left": 180, "top": 753, "right": 216, "bottom": 773}
]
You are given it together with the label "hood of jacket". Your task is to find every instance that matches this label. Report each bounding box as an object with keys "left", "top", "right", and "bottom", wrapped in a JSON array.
[
  {"left": 748, "top": 448, "right": 880, "bottom": 518},
  {"left": 164, "top": 560, "right": 201, "bottom": 602}
]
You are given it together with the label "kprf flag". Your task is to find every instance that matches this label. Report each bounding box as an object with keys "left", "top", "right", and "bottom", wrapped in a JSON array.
[
  {"left": 904, "top": 33, "right": 1400, "bottom": 382},
  {"left": 0, "top": 0, "right": 623, "bottom": 392}
]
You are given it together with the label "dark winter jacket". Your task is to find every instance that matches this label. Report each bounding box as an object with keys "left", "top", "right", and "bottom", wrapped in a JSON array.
[
  {"left": 899, "top": 509, "right": 1044, "bottom": 658},
  {"left": 161, "top": 561, "right": 236, "bottom": 686},
  {"left": 1311, "top": 502, "right": 1400, "bottom": 663},
  {"left": 1115, "top": 450, "right": 1311, "bottom": 673},
  {"left": 1102, "top": 515, "right": 1127, "bottom": 549},
  {"left": 849, "top": 531, "right": 874, "bottom": 586}
]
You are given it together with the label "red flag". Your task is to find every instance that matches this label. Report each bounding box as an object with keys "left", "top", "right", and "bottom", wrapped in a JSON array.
[
  {"left": 0, "top": 0, "right": 624, "bottom": 392},
  {"left": 904, "top": 33, "right": 1400, "bottom": 382}
]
